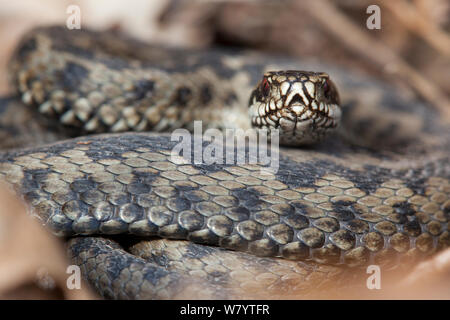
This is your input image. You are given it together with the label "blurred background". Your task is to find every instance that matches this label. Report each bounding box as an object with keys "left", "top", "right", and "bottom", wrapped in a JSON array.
[
  {"left": 0, "top": 0, "right": 449, "bottom": 299},
  {"left": 0, "top": 0, "right": 449, "bottom": 118}
]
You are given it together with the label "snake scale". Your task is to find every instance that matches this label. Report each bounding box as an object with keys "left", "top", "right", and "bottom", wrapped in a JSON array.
[{"left": 0, "top": 26, "right": 448, "bottom": 299}]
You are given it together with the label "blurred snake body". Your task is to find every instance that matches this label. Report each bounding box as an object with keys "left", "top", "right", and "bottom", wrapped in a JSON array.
[{"left": 0, "top": 27, "right": 448, "bottom": 299}]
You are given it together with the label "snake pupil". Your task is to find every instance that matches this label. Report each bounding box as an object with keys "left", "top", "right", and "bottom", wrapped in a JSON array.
[
  {"left": 261, "top": 78, "right": 270, "bottom": 97},
  {"left": 323, "top": 79, "right": 330, "bottom": 98}
]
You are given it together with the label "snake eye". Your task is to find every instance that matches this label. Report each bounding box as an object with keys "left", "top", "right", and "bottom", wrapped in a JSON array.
[
  {"left": 261, "top": 78, "right": 270, "bottom": 97},
  {"left": 323, "top": 79, "right": 331, "bottom": 98}
]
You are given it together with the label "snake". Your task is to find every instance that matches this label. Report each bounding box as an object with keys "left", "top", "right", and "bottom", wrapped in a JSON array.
[{"left": 0, "top": 26, "right": 448, "bottom": 299}]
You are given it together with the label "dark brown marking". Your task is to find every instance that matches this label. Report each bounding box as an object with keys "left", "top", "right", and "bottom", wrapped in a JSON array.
[
  {"left": 200, "top": 85, "right": 213, "bottom": 105},
  {"left": 175, "top": 87, "right": 192, "bottom": 107}
]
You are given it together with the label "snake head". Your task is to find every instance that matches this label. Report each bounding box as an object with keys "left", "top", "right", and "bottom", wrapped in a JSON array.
[{"left": 249, "top": 70, "right": 341, "bottom": 146}]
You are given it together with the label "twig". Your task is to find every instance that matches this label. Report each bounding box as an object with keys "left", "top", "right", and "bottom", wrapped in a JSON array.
[
  {"left": 296, "top": 0, "right": 450, "bottom": 121},
  {"left": 382, "top": 0, "right": 450, "bottom": 57}
]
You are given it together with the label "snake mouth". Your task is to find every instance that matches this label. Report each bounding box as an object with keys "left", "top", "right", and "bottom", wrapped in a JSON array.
[{"left": 248, "top": 70, "right": 341, "bottom": 145}]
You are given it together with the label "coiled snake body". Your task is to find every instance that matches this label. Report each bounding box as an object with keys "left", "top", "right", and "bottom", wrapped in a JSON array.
[{"left": 0, "top": 27, "right": 448, "bottom": 299}]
